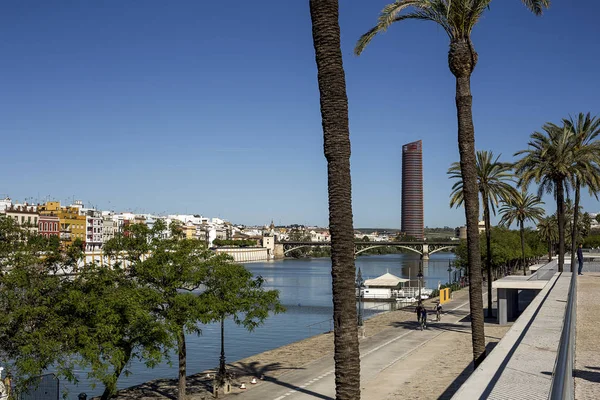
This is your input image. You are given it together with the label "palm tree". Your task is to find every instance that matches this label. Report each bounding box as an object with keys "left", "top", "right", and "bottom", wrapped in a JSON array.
[
  {"left": 499, "top": 191, "right": 545, "bottom": 275},
  {"left": 563, "top": 113, "right": 600, "bottom": 272},
  {"left": 537, "top": 215, "right": 558, "bottom": 262},
  {"left": 309, "top": 1, "right": 360, "bottom": 398},
  {"left": 514, "top": 124, "right": 574, "bottom": 272},
  {"left": 449, "top": 151, "right": 518, "bottom": 318},
  {"left": 354, "top": 0, "right": 549, "bottom": 367}
]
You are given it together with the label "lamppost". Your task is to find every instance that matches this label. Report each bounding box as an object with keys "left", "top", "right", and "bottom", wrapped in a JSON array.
[
  {"left": 417, "top": 265, "right": 423, "bottom": 302},
  {"left": 448, "top": 259, "right": 453, "bottom": 285},
  {"left": 356, "top": 267, "right": 364, "bottom": 326}
]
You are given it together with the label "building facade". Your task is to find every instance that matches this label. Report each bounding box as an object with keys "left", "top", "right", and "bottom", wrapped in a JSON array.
[
  {"left": 401, "top": 140, "right": 424, "bottom": 240},
  {"left": 85, "top": 210, "right": 103, "bottom": 251},
  {"left": 4, "top": 205, "right": 39, "bottom": 234},
  {"left": 39, "top": 215, "right": 60, "bottom": 238}
]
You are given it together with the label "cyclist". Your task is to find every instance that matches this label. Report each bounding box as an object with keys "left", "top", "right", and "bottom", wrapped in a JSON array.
[
  {"left": 435, "top": 302, "right": 442, "bottom": 321},
  {"left": 420, "top": 306, "right": 428, "bottom": 330}
]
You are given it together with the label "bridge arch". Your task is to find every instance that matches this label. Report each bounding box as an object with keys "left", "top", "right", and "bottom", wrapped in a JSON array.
[
  {"left": 354, "top": 245, "right": 422, "bottom": 256},
  {"left": 283, "top": 245, "right": 322, "bottom": 256},
  {"left": 429, "top": 246, "right": 455, "bottom": 255}
]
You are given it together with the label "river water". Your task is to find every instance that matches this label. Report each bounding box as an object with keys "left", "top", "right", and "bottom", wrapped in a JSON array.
[{"left": 64, "top": 252, "right": 455, "bottom": 398}]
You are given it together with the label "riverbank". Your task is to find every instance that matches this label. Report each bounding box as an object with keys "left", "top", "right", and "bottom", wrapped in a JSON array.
[{"left": 94, "top": 288, "right": 472, "bottom": 399}]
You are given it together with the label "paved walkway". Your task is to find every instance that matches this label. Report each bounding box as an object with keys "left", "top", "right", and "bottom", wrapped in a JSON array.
[
  {"left": 575, "top": 268, "right": 600, "bottom": 400},
  {"left": 231, "top": 291, "right": 490, "bottom": 400}
]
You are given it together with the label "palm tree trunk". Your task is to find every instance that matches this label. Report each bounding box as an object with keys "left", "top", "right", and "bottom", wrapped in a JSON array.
[
  {"left": 309, "top": 1, "right": 360, "bottom": 398},
  {"left": 570, "top": 181, "right": 580, "bottom": 273},
  {"left": 483, "top": 196, "right": 493, "bottom": 318},
  {"left": 449, "top": 39, "right": 486, "bottom": 367},
  {"left": 556, "top": 179, "right": 565, "bottom": 272},
  {"left": 520, "top": 220, "right": 526, "bottom": 276},
  {"left": 177, "top": 326, "right": 186, "bottom": 400}
]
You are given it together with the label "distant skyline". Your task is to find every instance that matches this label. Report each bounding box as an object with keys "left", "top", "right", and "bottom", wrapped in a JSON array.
[{"left": 2, "top": 1, "right": 599, "bottom": 228}]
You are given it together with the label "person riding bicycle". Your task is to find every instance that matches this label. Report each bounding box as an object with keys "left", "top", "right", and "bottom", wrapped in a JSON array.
[
  {"left": 420, "top": 307, "right": 428, "bottom": 329},
  {"left": 435, "top": 302, "right": 442, "bottom": 321}
]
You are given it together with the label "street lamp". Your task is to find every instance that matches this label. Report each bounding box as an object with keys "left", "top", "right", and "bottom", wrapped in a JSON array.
[
  {"left": 417, "top": 265, "right": 423, "bottom": 302},
  {"left": 448, "top": 259, "right": 453, "bottom": 285},
  {"left": 356, "top": 267, "right": 364, "bottom": 326}
]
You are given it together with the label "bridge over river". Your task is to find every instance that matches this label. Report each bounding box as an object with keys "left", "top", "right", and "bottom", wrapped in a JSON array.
[{"left": 273, "top": 241, "right": 458, "bottom": 260}]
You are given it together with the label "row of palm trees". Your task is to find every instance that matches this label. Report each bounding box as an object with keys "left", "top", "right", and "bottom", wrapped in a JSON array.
[{"left": 308, "top": 1, "right": 555, "bottom": 399}]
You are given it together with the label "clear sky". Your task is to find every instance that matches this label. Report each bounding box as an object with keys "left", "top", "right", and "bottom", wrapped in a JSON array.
[{"left": 1, "top": 1, "right": 599, "bottom": 228}]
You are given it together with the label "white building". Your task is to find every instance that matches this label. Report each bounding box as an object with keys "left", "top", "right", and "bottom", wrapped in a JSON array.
[
  {"left": 84, "top": 209, "right": 103, "bottom": 251},
  {"left": 0, "top": 198, "right": 12, "bottom": 213}
]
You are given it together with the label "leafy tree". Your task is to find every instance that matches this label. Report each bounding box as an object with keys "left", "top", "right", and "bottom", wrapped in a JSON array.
[
  {"left": 449, "top": 150, "right": 518, "bottom": 317},
  {"left": 563, "top": 113, "right": 600, "bottom": 271},
  {"left": 199, "top": 262, "right": 283, "bottom": 386},
  {"left": 65, "top": 263, "right": 171, "bottom": 400},
  {"left": 537, "top": 216, "right": 558, "bottom": 262},
  {"left": 499, "top": 191, "right": 545, "bottom": 275},
  {"left": 515, "top": 123, "right": 574, "bottom": 272},
  {"left": 309, "top": 0, "right": 361, "bottom": 398},
  {"left": 354, "top": 0, "right": 549, "bottom": 367}
]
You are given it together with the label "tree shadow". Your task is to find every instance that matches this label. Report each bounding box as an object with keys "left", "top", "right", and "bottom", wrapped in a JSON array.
[
  {"left": 575, "top": 368, "right": 600, "bottom": 383},
  {"left": 228, "top": 360, "right": 303, "bottom": 381},
  {"left": 436, "top": 342, "right": 500, "bottom": 400}
]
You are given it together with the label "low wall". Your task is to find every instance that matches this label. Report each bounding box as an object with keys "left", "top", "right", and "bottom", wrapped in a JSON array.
[{"left": 214, "top": 247, "right": 269, "bottom": 263}]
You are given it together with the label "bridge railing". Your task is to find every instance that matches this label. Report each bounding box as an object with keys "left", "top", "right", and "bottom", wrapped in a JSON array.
[{"left": 549, "top": 271, "right": 577, "bottom": 400}]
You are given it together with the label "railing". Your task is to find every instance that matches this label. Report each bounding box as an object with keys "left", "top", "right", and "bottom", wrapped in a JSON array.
[{"left": 549, "top": 272, "right": 577, "bottom": 400}]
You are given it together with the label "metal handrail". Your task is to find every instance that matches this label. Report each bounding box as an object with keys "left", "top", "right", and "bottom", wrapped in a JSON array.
[{"left": 549, "top": 272, "right": 577, "bottom": 400}]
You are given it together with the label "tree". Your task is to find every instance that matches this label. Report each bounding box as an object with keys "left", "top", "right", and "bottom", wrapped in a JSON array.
[
  {"left": 309, "top": 0, "right": 361, "bottom": 398},
  {"left": 354, "top": 0, "right": 549, "bottom": 367},
  {"left": 563, "top": 113, "right": 600, "bottom": 272},
  {"left": 449, "top": 150, "right": 518, "bottom": 317},
  {"left": 199, "top": 262, "right": 283, "bottom": 386},
  {"left": 515, "top": 123, "right": 574, "bottom": 272},
  {"left": 537, "top": 215, "right": 558, "bottom": 262},
  {"left": 66, "top": 263, "right": 171, "bottom": 400},
  {"left": 105, "top": 220, "right": 216, "bottom": 400},
  {"left": 499, "top": 191, "right": 545, "bottom": 275}
]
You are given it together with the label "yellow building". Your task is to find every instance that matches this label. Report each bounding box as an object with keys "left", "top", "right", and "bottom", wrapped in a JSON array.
[{"left": 39, "top": 201, "right": 85, "bottom": 246}]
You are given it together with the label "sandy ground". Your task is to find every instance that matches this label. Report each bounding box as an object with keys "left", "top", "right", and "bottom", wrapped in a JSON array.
[
  {"left": 575, "top": 272, "right": 600, "bottom": 400},
  {"left": 98, "top": 287, "right": 496, "bottom": 400}
]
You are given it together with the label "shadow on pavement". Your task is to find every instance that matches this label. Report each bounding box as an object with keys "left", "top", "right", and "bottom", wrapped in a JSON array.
[
  {"left": 575, "top": 368, "right": 600, "bottom": 383},
  {"left": 436, "top": 342, "right": 499, "bottom": 400}
]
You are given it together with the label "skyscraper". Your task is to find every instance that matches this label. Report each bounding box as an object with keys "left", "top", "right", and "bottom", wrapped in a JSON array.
[{"left": 401, "top": 140, "right": 424, "bottom": 239}]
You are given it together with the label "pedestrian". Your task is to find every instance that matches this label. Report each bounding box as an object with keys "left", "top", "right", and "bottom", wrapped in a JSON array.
[
  {"left": 420, "top": 306, "right": 428, "bottom": 329},
  {"left": 416, "top": 302, "right": 422, "bottom": 324},
  {"left": 577, "top": 243, "right": 584, "bottom": 276}
]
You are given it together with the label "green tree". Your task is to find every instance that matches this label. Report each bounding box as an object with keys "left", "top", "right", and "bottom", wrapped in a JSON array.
[
  {"left": 354, "top": 0, "right": 549, "bottom": 367},
  {"left": 309, "top": 0, "right": 361, "bottom": 397},
  {"left": 563, "top": 113, "right": 600, "bottom": 271},
  {"left": 199, "top": 262, "right": 283, "bottom": 386},
  {"left": 105, "top": 220, "right": 216, "bottom": 400},
  {"left": 66, "top": 263, "right": 170, "bottom": 400},
  {"left": 449, "top": 151, "right": 518, "bottom": 317},
  {"left": 515, "top": 124, "right": 573, "bottom": 272},
  {"left": 537, "top": 215, "right": 558, "bottom": 262},
  {"left": 499, "top": 191, "right": 545, "bottom": 275}
]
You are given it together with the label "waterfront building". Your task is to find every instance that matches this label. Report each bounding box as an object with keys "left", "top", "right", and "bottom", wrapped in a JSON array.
[
  {"left": 4, "top": 205, "right": 39, "bottom": 234},
  {"left": 58, "top": 206, "right": 86, "bottom": 246},
  {"left": 0, "top": 198, "right": 12, "bottom": 213},
  {"left": 455, "top": 226, "right": 467, "bottom": 240},
  {"left": 102, "top": 214, "right": 115, "bottom": 243},
  {"left": 401, "top": 140, "right": 424, "bottom": 240},
  {"left": 39, "top": 214, "right": 60, "bottom": 238}
]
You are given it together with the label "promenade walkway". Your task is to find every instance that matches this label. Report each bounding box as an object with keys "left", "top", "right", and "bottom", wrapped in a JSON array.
[
  {"left": 232, "top": 289, "right": 498, "bottom": 400},
  {"left": 575, "top": 262, "right": 600, "bottom": 400}
]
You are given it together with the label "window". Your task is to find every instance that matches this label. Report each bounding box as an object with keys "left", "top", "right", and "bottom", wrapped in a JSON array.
[
  {"left": 54, "top": 223, "right": 57, "bottom": 231},
  {"left": 28, "top": 216, "right": 31, "bottom": 224},
  {"left": 21, "top": 216, "right": 25, "bottom": 224},
  {"left": 34, "top": 217, "right": 37, "bottom": 225}
]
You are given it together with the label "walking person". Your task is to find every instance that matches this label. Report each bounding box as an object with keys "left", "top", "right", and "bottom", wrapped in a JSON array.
[
  {"left": 416, "top": 302, "right": 423, "bottom": 324},
  {"left": 577, "top": 243, "right": 584, "bottom": 276},
  {"left": 420, "top": 306, "right": 428, "bottom": 330}
]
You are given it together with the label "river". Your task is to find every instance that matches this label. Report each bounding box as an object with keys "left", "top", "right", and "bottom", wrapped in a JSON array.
[{"left": 63, "top": 252, "right": 455, "bottom": 398}]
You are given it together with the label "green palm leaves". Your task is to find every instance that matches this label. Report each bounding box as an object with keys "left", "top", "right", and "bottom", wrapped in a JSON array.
[
  {"left": 354, "top": 0, "right": 549, "bottom": 55},
  {"left": 499, "top": 191, "right": 545, "bottom": 229},
  {"left": 448, "top": 150, "right": 518, "bottom": 215}
]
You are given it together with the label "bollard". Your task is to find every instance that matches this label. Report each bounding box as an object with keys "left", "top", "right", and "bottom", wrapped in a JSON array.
[{"left": 78, "top": 393, "right": 87, "bottom": 400}]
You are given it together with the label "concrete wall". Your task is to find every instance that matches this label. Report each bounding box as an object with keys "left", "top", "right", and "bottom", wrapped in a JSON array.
[{"left": 215, "top": 247, "right": 269, "bottom": 263}]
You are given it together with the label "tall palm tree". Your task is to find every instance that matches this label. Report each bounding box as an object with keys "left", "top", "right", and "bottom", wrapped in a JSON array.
[
  {"left": 537, "top": 215, "right": 558, "bottom": 262},
  {"left": 563, "top": 113, "right": 600, "bottom": 272},
  {"left": 514, "top": 124, "right": 573, "bottom": 272},
  {"left": 499, "top": 191, "right": 545, "bottom": 275},
  {"left": 448, "top": 151, "right": 518, "bottom": 318},
  {"left": 354, "top": 0, "right": 549, "bottom": 367},
  {"left": 309, "top": 1, "right": 360, "bottom": 398}
]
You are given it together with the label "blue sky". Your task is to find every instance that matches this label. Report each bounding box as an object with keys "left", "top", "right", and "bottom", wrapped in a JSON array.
[{"left": 1, "top": 1, "right": 599, "bottom": 228}]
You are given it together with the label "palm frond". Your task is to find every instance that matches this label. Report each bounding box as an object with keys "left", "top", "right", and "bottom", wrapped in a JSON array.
[{"left": 520, "top": 0, "right": 551, "bottom": 16}]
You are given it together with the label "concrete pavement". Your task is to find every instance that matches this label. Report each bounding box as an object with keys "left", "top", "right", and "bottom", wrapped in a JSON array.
[
  {"left": 575, "top": 268, "right": 600, "bottom": 400},
  {"left": 230, "top": 292, "right": 480, "bottom": 400}
]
